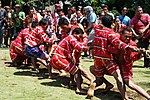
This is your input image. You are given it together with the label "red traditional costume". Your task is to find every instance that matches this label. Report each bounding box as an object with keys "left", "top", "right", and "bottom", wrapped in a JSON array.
[
  {"left": 10, "top": 28, "right": 29, "bottom": 63},
  {"left": 50, "top": 35, "right": 88, "bottom": 75},
  {"left": 92, "top": 24, "right": 129, "bottom": 77},
  {"left": 108, "top": 39, "right": 142, "bottom": 80}
]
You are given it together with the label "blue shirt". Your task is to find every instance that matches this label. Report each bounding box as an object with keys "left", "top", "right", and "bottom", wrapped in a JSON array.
[
  {"left": 118, "top": 15, "right": 130, "bottom": 26},
  {"left": 87, "top": 12, "right": 98, "bottom": 33}
]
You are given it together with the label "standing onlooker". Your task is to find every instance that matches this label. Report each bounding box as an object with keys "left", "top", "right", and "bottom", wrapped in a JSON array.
[
  {"left": 76, "top": 10, "right": 88, "bottom": 29},
  {"left": 24, "top": 7, "right": 38, "bottom": 28},
  {"left": 0, "top": 4, "right": 7, "bottom": 48},
  {"left": 130, "top": 6, "right": 150, "bottom": 68},
  {"left": 101, "top": 4, "right": 115, "bottom": 20},
  {"left": 11, "top": 4, "right": 25, "bottom": 40},
  {"left": 113, "top": 17, "right": 126, "bottom": 33},
  {"left": 4, "top": 6, "right": 13, "bottom": 47},
  {"left": 118, "top": 7, "right": 131, "bottom": 26},
  {"left": 84, "top": 6, "right": 98, "bottom": 57}
]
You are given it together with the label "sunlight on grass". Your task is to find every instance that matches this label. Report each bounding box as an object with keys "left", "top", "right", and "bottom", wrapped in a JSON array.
[{"left": 0, "top": 50, "right": 149, "bottom": 100}]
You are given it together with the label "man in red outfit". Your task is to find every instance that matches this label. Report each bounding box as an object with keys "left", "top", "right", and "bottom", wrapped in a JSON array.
[
  {"left": 24, "top": 18, "right": 55, "bottom": 76},
  {"left": 130, "top": 6, "right": 150, "bottom": 68},
  {"left": 50, "top": 28, "right": 94, "bottom": 94},
  {"left": 87, "top": 14, "right": 138, "bottom": 100},
  {"left": 10, "top": 21, "right": 38, "bottom": 66},
  {"left": 108, "top": 27, "right": 150, "bottom": 100}
]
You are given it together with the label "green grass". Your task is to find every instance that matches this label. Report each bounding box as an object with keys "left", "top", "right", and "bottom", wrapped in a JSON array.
[{"left": 0, "top": 49, "right": 150, "bottom": 100}]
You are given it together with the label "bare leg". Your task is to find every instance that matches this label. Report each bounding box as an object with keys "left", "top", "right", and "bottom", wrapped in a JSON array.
[
  {"left": 31, "top": 57, "right": 39, "bottom": 72},
  {"left": 78, "top": 65, "right": 94, "bottom": 84},
  {"left": 125, "top": 80, "right": 150, "bottom": 100},
  {"left": 112, "top": 69, "right": 129, "bottom": 100},
  {"left": 74, "top": 70, "right": 86, "bottom": 94},
  {"left": 69, "top": 74, "right": 77, "bottom": 87},
  {"left": 46, "top": 58, "right": 52, "bottom": 78},
  {"left": 100, "top": 77, "right": 114, "bottom": 93}
]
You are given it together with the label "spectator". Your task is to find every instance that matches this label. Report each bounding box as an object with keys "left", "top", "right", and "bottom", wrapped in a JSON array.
[
  {"left": 4, "top": 6, "right": 13, "bottom": 47},
  {"left": 118, "top": 7, "right": 131, "bottom": 26},
  {"left": 130, "top": 6, "right": 150, "bottom": 68},
  {"left": 24, "top": 7, "right": 38, "bottom": 28},
  {"left": 0, "top": 4, "right": 7, "bottom": 48},
  {"left": 76, "top": 10, "right": 88, "bottom": 29},
  {"left": 101, "top": 4, "right": 115, "bottom": 20},
  {"left": 11, "top": 4, "right": 25, "bottom": 39},
  {"left": 113, "top": 17, "right": 126, "bottom": 33},
  {"left": 84, "top": 6, "right": 98, "bottom": 57}
]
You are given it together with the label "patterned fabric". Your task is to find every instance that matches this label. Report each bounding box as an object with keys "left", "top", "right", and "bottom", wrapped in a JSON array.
[
  {"left": 52, "top": 35, "right": 88, "bottom": 59},
  {"left": 93, "top": 59, "right": 119, "bottom": 77},
  {"left": 50, "top": 35, "right": 88, "bottom": 74},
  {"left": 50, "top": 55, "right": 78, "bottom": 75},
  {"left": 25, "top": 46, "right": 49, "bottom": 59},
  {"left": 25, "top": 26, "right": 54, "bottom": 47},
  {"left": 94, "top": 25, "right": 128, "bottom": 59},
  {"left": 130, "top": 13, "right": 150, "bottom": 39},
  {"left": 108, "top": 40, "right": 142, "bottom": 80},
  {"left": 10, "top": 28, "right": 29, "bottom": 61},
  {"left": 92, "top": 24, "right": 129, "bottom": 77}
]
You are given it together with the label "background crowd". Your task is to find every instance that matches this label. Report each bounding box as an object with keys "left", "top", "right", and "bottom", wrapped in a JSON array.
[{"left": 0, "top": 0, "right": 149, "bottom": 99}]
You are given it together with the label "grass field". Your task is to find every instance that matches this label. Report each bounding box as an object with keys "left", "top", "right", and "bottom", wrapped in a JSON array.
[{"left": 0, "top": 49, "right": 150, "bottom": 100}]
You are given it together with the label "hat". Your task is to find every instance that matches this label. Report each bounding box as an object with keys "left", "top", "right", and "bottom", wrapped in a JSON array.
[{"left": 15, "top": 4, "right": 21, "bottom": 8}]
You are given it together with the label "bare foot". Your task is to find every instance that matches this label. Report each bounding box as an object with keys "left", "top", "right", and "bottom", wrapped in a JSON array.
[
  {"left": 100, "top": 84, "right": 114, "bottom": 93},
  {"left": 31, "top": 68, "right": 39, "bottom": 73},
  {"left": 87, "top": 82, "right": 96, "bottom": 97},
  {"left": 69, "top": 81, "right": 76, "bottom": 88},
  {"left": 76, "top": 89, "right": 87, "bottom": 95}
]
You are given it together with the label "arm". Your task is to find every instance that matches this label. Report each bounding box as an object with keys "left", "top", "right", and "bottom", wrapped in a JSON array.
[
  {"left": 108, "top": 33, "right": 138, "bottom": 52},
  {"left": 70, "top": 36, "right": 88, "bottom": 53},
  {"left": 131, "top": 28, "right": 141, "bottom": 39},
  {"left": 38, "top": 28, "right": 55, "bottom": 45},
  {"left": 85, "top": 22, "right": 94, "bottom": 34},
  {"left": 85, "top": 13, "right": 96, "bottom": 34}
]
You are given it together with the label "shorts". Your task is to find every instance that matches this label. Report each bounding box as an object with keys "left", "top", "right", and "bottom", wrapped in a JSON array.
[
  {"left": 10, "top": 42, "right": 27, "bottom": 63},
  {"left": 25, "top": 46, "right": 49, "bottom": 60},
  {"left": 88, "top": 30, "right": 95, "bottom": 44},
  {"left": 93, "top": 57, "right": 119, "bottom": 77},
  {"left": 50, "top": 55, "right": 78, "bottom": 75},
  {"left": 121, "top": 64, "right": 133, "bottom": 81}
]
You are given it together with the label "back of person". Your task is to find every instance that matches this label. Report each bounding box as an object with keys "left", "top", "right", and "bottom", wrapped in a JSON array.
[
  {"left": 94, "top": 25, "right": 114, "bottom": 59},
  {"left": 25, "top": 26, "right": 44, "bottom": 47},
  {"left": 52, "top": 35, "right": 77, "bottom": 59},
  {"left": 12, "top": 28, "right": 30, "bottom": 51}
]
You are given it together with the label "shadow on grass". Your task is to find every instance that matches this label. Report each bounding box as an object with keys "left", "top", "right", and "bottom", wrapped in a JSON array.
[
  {"left": 85, "top": 88, "right": 123, "bottom": 100},
  {"left": 133, "top": 65, "right": 144, "bottom": 68},
  {"left": 14, "top": 71, "right": 37, "bottom": 76},
  {"left": 143, "top": 70, "right": 150, "bottom": 74},
  {"left": 5, "top": 61, "right": 32, "bottom": 69},
  {"left": 40, "top": 76, "right": 70, "bottom": 88},
  {"left": 93, "top": 89, "right": 123, "bottom": 100}
]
